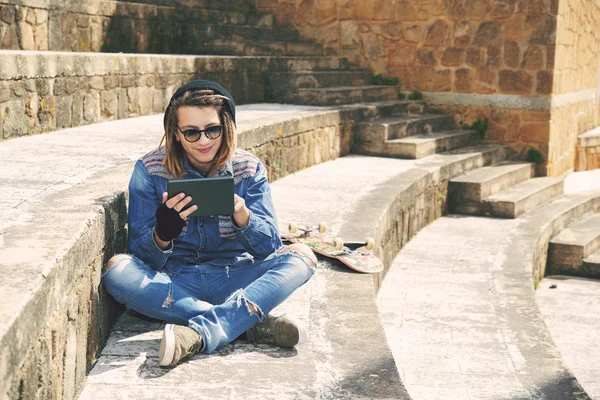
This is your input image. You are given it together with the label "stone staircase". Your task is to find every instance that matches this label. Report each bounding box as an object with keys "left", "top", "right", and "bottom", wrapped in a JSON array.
[
  {"left": 352, "top": 111, "right": 481, "bottom": 159},
  {"left": 448, "top": 162, "right": 565, "bottom": 218},
  {"left": 103, "top": 0, "right": 400, "bottom": 106},
  {"left": 547, "top": 213, "right": 600, "bottom": 278}
]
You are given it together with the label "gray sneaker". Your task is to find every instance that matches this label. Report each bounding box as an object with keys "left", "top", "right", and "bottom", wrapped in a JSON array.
[
  {"left": 159, "top": 324, "right": 203, "bottom": 367},
  {"left": 246, "top": 315, "right": 306, "bottom": 348}
]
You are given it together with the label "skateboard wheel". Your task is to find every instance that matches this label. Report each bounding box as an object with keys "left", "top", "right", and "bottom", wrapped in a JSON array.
[
  {"left": 318, "top": 222, "right": 327, "bottom": 233},
  {"left": 333, "top": 237, "right": 344, "bottom": 250},
  {"left": 365, "top": 237, "right": 375, "bottom": 250},
  {"left": 288, "top": 223, "right": 298, "bottom": 233}
]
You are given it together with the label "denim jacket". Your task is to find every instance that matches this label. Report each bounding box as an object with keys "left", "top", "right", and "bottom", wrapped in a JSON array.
[{"left": 127, "top": 147, "right": 283, "bottom": 275}]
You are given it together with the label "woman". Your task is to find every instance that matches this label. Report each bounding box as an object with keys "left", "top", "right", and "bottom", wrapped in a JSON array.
[{"left": 102, "top": 80, "right": 317, "bottom": 368}]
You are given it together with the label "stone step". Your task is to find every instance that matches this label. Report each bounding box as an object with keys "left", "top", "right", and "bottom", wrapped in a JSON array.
[
  {"left": 448, "top": 162, "right": 536, "bottom": 215},
  {"left": 267, "top": 71, "right": 372, "bottom": 89},
  {"left": 354, "top": 129, "right": 480, "bottom": 159},
  {"left": 582, "top": 249, "right": 600, "bottom": 278},
  {"left": 548, "top": 213, "right": 600, "bottom": 277},
  {"left": 115, "top": 0, "right": 253, "bottom": 12},
  {"left": 483, "top": 177, "right": 565, "bottom": 219},
  {"left": 106, "top": 2, "right": 272, "bottom": 26},
  {"left": 183, "top": 24, "right": 300, "bottom": 47},
  {"left": 291, "top": 85, "right": 399, "bottom": 106},
  {"left": 354, "top": 114, "right": 454, "bottom": 145},
  {"left": 578, "top": 125, "right": 600, "bottom": 148},
  {"left": 206, "top": 39, "right": 324, "bottom": 56}
]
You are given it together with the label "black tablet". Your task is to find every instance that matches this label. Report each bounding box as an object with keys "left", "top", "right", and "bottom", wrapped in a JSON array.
[{"left": 167, "top": 176, "right": 234, "bottom": 217}]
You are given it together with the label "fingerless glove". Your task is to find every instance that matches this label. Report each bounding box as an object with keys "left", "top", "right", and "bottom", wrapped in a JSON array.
[{"left": 155, "top": 203, "right": 186, "bottom": 242}]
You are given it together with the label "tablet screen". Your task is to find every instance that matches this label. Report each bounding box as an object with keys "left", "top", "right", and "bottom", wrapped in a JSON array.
[{"left": 167, "top": 176, "right": 234, "bottom": 217}]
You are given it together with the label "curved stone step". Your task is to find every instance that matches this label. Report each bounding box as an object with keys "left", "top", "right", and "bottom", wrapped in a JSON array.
[
  {"left": 483, "top": 176, "right": 565, "bottom": 219},
  {"left": 548, "top": 213, "right": 600, "bottom": 277},
  {"left": 448, "top": 162, "right": 535, "bottom": 215},
  {"left": 378, "top": 188, "right": 600, "bottom": 399},
  {"left": 582, "top": 249, "right": 600, "bottom": 275},
  {"left": 292, "top": 85, "right": 398, "bottom": 106},
  {"left": 537, "top": 276, "right": 600, "bottom": 400}
]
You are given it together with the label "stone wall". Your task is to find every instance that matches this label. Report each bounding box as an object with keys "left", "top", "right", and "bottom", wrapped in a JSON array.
[
  {"left": 257, "top": 0, "right": 600, "bottom": 175},
  {"left": 550, "top": 0, "right": 600, "bottom": 175},
  {"left": 0, "top": 50, "right": 346, "bottom": 141},
  {"left": 0, "top": 0, "right": 255, "bottom": 53}
]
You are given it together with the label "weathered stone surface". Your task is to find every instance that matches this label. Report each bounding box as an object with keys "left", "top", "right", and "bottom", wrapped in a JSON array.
[
  {"left": 455, "top": 68, "right": 474, "bottom": 92},
  {"left": 100, "top": 90, "right": 118, "bottom": 120},
  {"left": 374, "top": 0, "right": 397, "bottom": 20},
  {"left": 503, "top": 40, "right": 520, "bottom": 68},
  {"left": 520, "top": 123, "right": 549, "bottom": 143},
  {"left": 449, "top": 0, "right": 466, "bottom": 18},
  {"left": 397, "top": 0, "right": 417, "bottom": 21},
  {"left": 499, "top": 70, "right": 533, "bottom": 94},
  {"left": 487, "top": 44, "right": 501, "bottom": 67},
  {"left": 403, "top": 23, "right": 420, "bottom": 42},
  {"left": 536, "top": 70, "right": 553, "bottom": 94},
  {"left": 55, "top": 95, "right": 72, "bottom": 128},
  {"left": 1, "top": 5, "right": 15, "bottom": 24},
  {"left": 491, "top": 0, "right": 512, "bottom": 19},
  {"left": 473, "top": 21, "right": 500, "bottom": 47},
  {"left": 453, "top": 20, "right": 472, "bottom": 47},
  {"left": 466, "top": 47, "right": 484, "bottom": 66},
  {"left": 416, "top": 48, "right": 436, "bottom": 65},
  {"left": 2, "top": 100, "right": 27, "bottom": 138},
  {"left": 17, "top": 20, "right": 34, "bottom": 49},
  {"left": 530, "top": 15, "right": 556, "bottom": 45},
  {"left": 522, "top": 45, "right": 544, "bottom": 69},
  {"left": 423, "top": 19, "right": 449, "bottom": 46},
  {"left": 441, "top": 47, "right": 465, "bottom": 66}
]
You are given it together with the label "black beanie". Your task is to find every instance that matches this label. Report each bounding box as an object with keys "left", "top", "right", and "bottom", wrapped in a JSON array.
[{"left": 163, "top": 80, "right": 236, "bottom": 128}]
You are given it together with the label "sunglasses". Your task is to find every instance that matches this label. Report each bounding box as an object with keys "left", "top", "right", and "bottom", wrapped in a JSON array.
[{"left": 177, "top": 125, "right": 223, "bottom": 142}]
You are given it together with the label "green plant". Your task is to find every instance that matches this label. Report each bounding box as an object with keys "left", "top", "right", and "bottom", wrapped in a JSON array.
[
  {"left": 407, "top": 90, "right": 423, "bottom": 100},
  {"left": 372, "top": 73, "right": 399, "bottom": 86},
  {"left": 398, "top": 92, "right": 406, "bottom": 100},
  {"left": 526, "top": 148, "right": 545, "bottom": 164},
  {"left": 466, "top": 117, "right": 489, "bottom": 139}
]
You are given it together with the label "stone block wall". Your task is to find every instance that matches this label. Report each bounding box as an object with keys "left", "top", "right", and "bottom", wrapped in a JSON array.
[
  {"left": 257, "top": 0, "right": 600, "bottom": 175},
  {"left": 0, "top": 0, "right": 256, "bottom": 53},
  {"left": 3, "top": 193, "right": 127, "bottom": 400},
  {"left": 550, "top": 0, "right": 600, "bottom": 174},
  {"left": 0, "top": 51, "right": 343, "bottom": 141}
]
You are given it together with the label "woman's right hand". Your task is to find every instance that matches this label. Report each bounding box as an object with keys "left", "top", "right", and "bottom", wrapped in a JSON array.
[{"left": 154, "top": 192, "right": 198, "bottom": 245}]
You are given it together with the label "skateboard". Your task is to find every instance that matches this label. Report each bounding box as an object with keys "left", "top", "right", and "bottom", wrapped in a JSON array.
[{"left": 281, "top": 222, "right": 384, "bottom": 274}]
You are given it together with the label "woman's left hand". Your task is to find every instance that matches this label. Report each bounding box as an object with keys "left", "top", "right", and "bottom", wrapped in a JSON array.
[{"left": 233, "top": 194, "right": 250, "bottom": 228}]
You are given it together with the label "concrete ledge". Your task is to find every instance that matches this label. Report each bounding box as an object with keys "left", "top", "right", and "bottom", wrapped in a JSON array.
[{"left": 0, "top": 101, "right": 417, "bottom": 399}]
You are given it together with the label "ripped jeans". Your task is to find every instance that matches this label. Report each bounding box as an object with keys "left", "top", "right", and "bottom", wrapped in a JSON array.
[{"left": 101, "top": 248, "right": 315, "bottom": 354}]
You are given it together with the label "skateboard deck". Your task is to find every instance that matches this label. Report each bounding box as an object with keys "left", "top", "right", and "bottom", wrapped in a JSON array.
[
  {"left": 288, "top": 236, "right": 384, "bottom": 274},
  {"left": 280, "top": 222, "right": 383, "bottom": 274}
]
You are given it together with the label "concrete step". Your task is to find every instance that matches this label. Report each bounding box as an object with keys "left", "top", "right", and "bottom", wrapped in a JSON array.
[
  {"left": 206, "top": 39, "right": 324, "bottom": 56},
  {"left": 582, "top": 249, "right": 600, "bottom": 278},
  {"left": 355, "top": 129, "right": 480, "bottom": 159},
  {"left": 354, "top": 114, "right": 454, "bottom": 145},
  {"left": 548, "top": 213, "right": 600, "bottom": 277},
  {"left": 292, "top": 85, "right": 399, "bottom": 106},
  {"left": 483, "top": 177, "right": 565, "bottom": 219},
  {"left": 116, "top": 0, "right": 253, "bottom": 12},
  {"left": 448, "top": 162, "right": 536, "bottom": 215}
]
